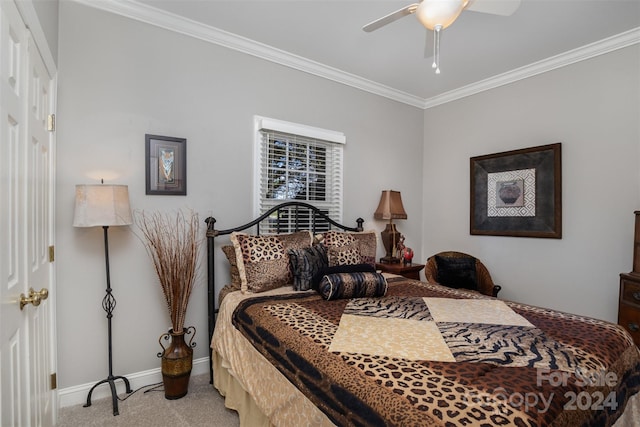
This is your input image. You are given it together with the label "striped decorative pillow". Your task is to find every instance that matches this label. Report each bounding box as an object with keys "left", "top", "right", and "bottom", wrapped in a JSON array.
[{"left": 317, "top": 271, "right": 388, "bottom": 300}]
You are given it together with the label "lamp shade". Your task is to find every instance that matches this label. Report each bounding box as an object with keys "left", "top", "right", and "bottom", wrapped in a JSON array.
[
  {"left": 415, "top": 0, "right": 466, "bottom": 30},
  {"left": 73, "top": 184, "right": 133, "bottom": 227},
  {"left": 373, "top": 190, "right": 407, "bottom": 221}
]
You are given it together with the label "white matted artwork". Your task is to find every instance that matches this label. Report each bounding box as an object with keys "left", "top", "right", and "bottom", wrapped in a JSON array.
[
  {"left": 470, "top": 143, "right": 561, "bottom": 238},
  {"left": 487, "top": 168, "right": 535, "bottom": 217}
]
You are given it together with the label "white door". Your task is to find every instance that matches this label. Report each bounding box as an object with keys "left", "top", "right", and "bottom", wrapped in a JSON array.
[
  {"left": 0, "top": 2, "right": 29, "bottom": 425},
  {"left": 0, "top": 2, "right": 56, "bottom": 426},
  {"left": 25, "top": 31, "right": 56, "bottom": 427}
]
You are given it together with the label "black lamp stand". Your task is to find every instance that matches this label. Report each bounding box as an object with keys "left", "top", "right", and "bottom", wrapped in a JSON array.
[{"left": 83, "top": 225, "right": 132, "bottom": 416}]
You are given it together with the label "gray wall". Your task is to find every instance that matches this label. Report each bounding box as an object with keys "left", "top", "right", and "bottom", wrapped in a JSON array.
[
  {"left": 56, "top": 1, "right": 424, "bottom": 389},
  {"left": 31, "top": 0, "right": 58, "bottom": 64},
  {"left": 422, "top": 45, "right": 640, "bottom": 321},
  {"left": 55, "top": 0, "right": 640, "bottom": 395}
]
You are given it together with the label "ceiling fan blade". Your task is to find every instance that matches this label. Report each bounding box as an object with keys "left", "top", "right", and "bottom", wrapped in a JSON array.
[
  {"left": 362, "top": 3, "right": 419, "bottom": 32},
  {"left": 464, "top": 0, "right": 521, "bottom": 16}
]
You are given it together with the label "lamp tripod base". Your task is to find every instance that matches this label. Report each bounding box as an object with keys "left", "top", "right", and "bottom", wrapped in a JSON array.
[{"left": 83, "top": 374, "right": 132, "bottom": 416}]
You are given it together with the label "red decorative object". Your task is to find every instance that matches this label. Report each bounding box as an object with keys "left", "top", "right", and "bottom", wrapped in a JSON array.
[{"left": 403, "top": 248, "right": 414, "bottom": 265}]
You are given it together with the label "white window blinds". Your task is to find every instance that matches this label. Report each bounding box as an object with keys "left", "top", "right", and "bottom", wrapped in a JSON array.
[{"left": 254, "top": 116, "right": 344, "bottom": 232}]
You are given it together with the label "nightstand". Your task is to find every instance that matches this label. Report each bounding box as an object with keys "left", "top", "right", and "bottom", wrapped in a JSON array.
[
  {"left": 376, "top": 262, "right": 425, "bottom": 280},
  {"left": 619, "top": 273, "right": 640, "bottom": 346}
]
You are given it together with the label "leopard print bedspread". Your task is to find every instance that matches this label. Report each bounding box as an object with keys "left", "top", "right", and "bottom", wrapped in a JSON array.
[{"left": 232, "top": 278, "right": 640, "bottom": 426}]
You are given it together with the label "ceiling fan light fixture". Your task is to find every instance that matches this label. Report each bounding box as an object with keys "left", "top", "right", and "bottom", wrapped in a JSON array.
[
  {"left": 362, "top": 0, "right": 520, "bottom": 75},
  {"left": 415, "top": 0, "right": 466, "bottom": 30},
  {"left": 432, "top": 25, "right": 442, "bottom": 73}
]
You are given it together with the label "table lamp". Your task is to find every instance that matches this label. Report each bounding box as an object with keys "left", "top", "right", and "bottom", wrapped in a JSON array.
[{"left": 373, "top": 190, "right": 407, "bottom": 264}]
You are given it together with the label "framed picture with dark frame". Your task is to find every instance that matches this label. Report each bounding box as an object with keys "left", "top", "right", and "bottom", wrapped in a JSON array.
[
  {"left": 145, "top": 134, "right": 187, "bottom": 195},
  {"left": 470, "top": 143, "right": 561, "bottom": 238}
]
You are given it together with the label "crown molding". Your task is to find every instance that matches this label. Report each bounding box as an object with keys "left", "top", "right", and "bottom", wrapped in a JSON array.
[
  {"left": 72, "top": 0, "right": 639, "bottom": 110},
  {"left": 422, "top": 27, "right": 640, "bottom": 109},
  {"left": 71, "top": 0, "right": 425, "bottom": 108}
]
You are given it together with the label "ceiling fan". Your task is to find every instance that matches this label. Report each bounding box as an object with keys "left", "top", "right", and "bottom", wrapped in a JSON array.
[{"left": 363, "top": 0, "right": 521, "bottom": 74}]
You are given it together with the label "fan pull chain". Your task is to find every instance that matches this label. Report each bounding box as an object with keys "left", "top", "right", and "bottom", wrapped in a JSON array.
[{"left": 433, "top": 25, "right": 442, "bottom": 74}]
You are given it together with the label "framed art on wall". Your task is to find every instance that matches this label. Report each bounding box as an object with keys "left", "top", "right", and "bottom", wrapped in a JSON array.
[
  {"left": 470, "top": 143, "right": 561, "bottom": 238},
  {"left": 145, "top": 134, "right": 187, "bottom": 195}
]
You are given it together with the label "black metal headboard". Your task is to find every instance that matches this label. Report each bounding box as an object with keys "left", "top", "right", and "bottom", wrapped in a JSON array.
[{"left": 204, "top": 201, "right": 364, "bottom": 383}]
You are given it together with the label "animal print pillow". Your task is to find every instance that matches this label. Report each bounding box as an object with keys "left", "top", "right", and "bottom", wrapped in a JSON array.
[
  {"left": 288, "top": 244, "right": 328, "bottom": 291},
  {"left": 221, "top": 245, "right": 241, "bottom": 290},
  {"left": 231, "top": 231, "right": 313, "bottom": 293},
  {"left": 322, "top": 230, "right": 377, "bottom": 268}
]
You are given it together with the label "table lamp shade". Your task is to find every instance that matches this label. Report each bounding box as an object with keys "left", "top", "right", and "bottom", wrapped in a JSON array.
[
  {"left": 373, "top": 190, "right": 407, "bottom": 220},
  {"left": 73, "top": 184, "right": 132, "bottom": 227}
]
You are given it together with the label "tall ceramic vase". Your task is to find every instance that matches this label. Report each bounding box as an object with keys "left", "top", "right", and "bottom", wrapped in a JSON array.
[{"left": 158, "top": 326, "right": 196, "bottom": 399}]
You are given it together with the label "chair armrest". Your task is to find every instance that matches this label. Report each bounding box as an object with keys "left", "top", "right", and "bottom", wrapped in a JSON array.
[{"left": 492, "top": 285, "right": 502, "bottom": 298}]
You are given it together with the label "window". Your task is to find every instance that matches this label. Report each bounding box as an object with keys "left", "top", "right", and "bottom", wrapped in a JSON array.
[{"left": 254, "top": 116, "right": 345, "bottom": 233}]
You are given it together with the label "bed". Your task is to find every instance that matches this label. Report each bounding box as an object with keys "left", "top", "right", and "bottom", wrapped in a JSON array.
[{"left": 205, "top": 202, "right": 640, "bottom": 426}]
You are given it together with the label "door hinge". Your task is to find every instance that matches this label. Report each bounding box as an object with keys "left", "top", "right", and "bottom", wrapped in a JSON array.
[
  {"left": 50, "top": 373, "right": 57, "bottom": 390},
  {"left": 48, "top": 245, "right": 54, "bottom": 262},
  {"left": 47, "top": 114, "right": 55, "bottom": 131}
]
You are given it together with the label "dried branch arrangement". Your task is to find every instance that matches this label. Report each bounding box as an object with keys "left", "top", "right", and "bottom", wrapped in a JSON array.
[{"left": 136, "top": 209, "right": 200, "bottom": 333}]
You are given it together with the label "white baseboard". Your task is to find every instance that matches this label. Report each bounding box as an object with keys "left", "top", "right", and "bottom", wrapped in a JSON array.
[{"left": 58, "top": 357, "right": 210, "bottom": 408}]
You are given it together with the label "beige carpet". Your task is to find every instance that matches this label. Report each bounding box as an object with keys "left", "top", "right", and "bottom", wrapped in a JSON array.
[{"left": 57, "top": 374, "right": 240, "bottom": 427}]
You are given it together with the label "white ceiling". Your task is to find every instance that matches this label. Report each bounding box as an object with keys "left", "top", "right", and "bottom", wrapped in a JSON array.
[{"left": 87, "top": 0, "right": 640, "bottom": 107}]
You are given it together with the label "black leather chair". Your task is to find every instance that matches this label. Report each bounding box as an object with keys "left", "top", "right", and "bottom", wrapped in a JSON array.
[{"left": 425, "top": 251, "right": 501, "bottom": 297}]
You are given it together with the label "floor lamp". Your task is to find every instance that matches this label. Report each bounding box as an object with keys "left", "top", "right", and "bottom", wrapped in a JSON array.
[{"left": 73, "top": 184, "right": 133, "bottom": 416}]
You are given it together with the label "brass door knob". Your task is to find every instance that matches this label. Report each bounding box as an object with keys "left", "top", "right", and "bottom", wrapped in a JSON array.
[{"left": 19, "top": 288, "right": 49, "bottom": 311}]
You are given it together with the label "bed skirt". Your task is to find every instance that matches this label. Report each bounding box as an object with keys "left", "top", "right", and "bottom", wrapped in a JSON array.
[
  {"left": 212, "top": 348, "right": 336, "bottom": 427},
  {"left": 213, "top": 351, "right": 270, "bottom": 427}
]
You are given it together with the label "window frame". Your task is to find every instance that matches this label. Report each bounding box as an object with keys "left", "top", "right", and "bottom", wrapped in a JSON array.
[{"left": 253, "top": 116, "right": 345, "bottom": 227}]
